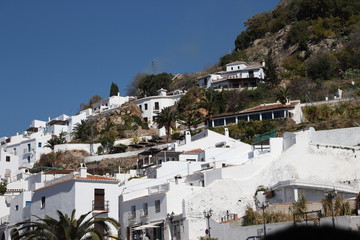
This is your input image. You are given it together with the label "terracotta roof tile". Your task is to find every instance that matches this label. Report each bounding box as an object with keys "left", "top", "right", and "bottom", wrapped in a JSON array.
[
  {"left": 75, "top": 175, "right": 118, "bottom": 181},
  {"left": 184, "top": 148, "right": 203, "bottom": 154},
  {"left": 214, "top": 101, "right": 300, "bottom": 118}
]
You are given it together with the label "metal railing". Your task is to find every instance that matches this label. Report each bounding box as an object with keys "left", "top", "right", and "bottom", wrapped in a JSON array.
[{"left": 92, "top": 200, "right": 109, "bottom": 211}]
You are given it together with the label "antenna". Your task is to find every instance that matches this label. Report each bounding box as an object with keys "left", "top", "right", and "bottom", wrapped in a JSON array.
[
  {"left": 151, "top": 61, "right": 157, "bottom": 74},
  {"left": 90, "top": 124, "right": 94, "bottom": 156}
]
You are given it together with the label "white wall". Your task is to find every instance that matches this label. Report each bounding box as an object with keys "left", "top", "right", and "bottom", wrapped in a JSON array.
[
  {"left": 0, "top": 150, "right": 20, "bottom": 179},
  {"left": 309, "top": 127, "right": 360, "bottom": 147},
  {"left": 133, "top": 94, "right": 183, "bottom": 126}
]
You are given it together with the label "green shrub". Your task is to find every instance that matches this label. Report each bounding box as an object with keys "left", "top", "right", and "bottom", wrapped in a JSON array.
[
  {"left": 287, "top": 21, "right": 309, "bottom": 50},
  {"left": 0, "top": 182, "right": 6, "bottom": 195},
  {"left": 306, "top": 51, "right": 339, "bottom": 80}
]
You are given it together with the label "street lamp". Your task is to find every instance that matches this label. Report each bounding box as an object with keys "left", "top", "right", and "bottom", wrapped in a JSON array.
[
  {"left": 327, "top": 188, "right": 337, "bottom": 228},
  {"left": 203, "top": 209, "right": 213, "bottom": 238},
  {"left": 255, "top": 199, "right": 269, "bottom": 238},
  {"left": 167, "top": 212, "right": 175, "bottom": 240}
]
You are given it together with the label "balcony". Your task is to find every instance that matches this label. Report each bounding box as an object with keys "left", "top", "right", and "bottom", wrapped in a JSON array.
[
  {"left": 128, "top": 213, "right": 137, "bottom": 225},
  {"left": 140, "top": 210, "right": 148, "bottom": 220},
  {"left": 92, "top": 200, "right": 109, "bottom": 212}
]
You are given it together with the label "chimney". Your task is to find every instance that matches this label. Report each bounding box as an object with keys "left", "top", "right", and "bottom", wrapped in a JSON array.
[
  {"left": 185, "top": 131, "right": 191, "bottom": 144},
  {"left": 79, "top": 163, "right": 87, "bottom": 178},
  {"left": 224, "top": 128, "right": 229, "bottom": 138},
  {"left": 117, "top": 92, "right": 120, "bottom": 96},
  {"left": 157, "top": 88, "right": 167, "bottom": 96}
]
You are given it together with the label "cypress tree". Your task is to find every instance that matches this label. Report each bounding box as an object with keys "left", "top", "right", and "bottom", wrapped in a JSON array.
[{"left": 110, "top": 82, "right": 119, "bottom": 97}]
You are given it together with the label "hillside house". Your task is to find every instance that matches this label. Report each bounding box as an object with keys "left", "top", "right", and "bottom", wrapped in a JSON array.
[
  {"left": 198, "top": 61, "right": 265, "bottom": 90},
  {"left": 132, "top": 89, "right": 184, "bottom": 128},
  {"left": 210, "top": 100, "right": 303, "bottom": 127},
  {"left": 92, "top": 93, "right": 133, "bottom": 114},
  {"left": 3, "top": 165, "right": 119, "bottom": 240}
]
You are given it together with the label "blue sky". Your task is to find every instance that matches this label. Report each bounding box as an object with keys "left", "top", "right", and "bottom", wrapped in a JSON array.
[{"left": 0, "top": 0, "right": 279, "bottom": 137}]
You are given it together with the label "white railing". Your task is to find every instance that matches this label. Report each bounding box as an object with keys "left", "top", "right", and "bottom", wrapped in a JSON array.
[{"left": 148, "top": 183, "right": 169, "bottom": 195}]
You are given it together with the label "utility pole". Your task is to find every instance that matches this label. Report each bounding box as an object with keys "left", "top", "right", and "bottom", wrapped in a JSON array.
[{"left": 203, "top": 209, "right": 213, "bottom": 238}]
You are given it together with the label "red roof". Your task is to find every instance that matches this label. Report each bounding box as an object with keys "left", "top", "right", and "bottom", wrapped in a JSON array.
[
  {"left": 75, "top": 175, "right": 118, "bottom": 181},
  {"left": 214, "top": 100, "right": 300, "bottom": 118},
  {"left": 184, "top": 148, "right": 203, "bottom": 154}
]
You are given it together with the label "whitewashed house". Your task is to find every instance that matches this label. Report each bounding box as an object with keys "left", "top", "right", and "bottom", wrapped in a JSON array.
[
  {"left": 0, "top": 125, "right": 52, "bottom": 168},
  {"left": 119, "top": 177, "right": 202, "bottom": 240},
  {"left": 2, "top": 165, "right": 120, "bottom": 240},
  {"left": 210, "top": 100, "right": 304, "bottom": 127},
  {"left": 92, "top": 93, "right": 133, "bottom": 114},
  {"left": 46, "top": 109, "right": 91, "bottom": 141},
  {"left": 0, "top": 149, "right": 20, "bottom": 180},
  {"left": 132, "top": 89, "right": 184, "bottom": 128},
  {"left": 198, "top": 61, "right": 265, "bottom": 90}
]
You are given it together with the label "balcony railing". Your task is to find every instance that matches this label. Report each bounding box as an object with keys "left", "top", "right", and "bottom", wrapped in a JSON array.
[
  {"left": 92, "top": 200, "right": 109, "bottom": 212},
  {"left": 139, "top": 210, "right": 148, "bottom": 219}
]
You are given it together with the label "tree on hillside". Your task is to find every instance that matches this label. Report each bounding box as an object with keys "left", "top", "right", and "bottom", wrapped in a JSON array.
[
  {"left": 199, "top": 89, "right": 219, "bottom": 126},
  {"left": 14, "top": 209, "right": 120, "bottom": 240},
  {"left": 154, "top": 106, "right": 177, "bottom": 142},
  {"left": 126, "top": 72, "right": 148, "bottom": 96},
  {"left": 71, "top": 120, "right": 93, "bottom": 143},
  {"left": 109, "top": 82, "right": 119, "bottom": 97},
  {"left": 138, "top": 73, "right": 173, "bottom": 97},
  {"left": 45, "top": 132, "right": 67, "bottom": 150},
  {"left": 275, "top": 86, "right": 290, "bottom": 104},
  {"left": 264, "top": 50, "right": 279, "bottom": 88},
  {"left": 80, "top": 95, "right": 102, "bottom": 111},
  {"left": 178, "top": 106, "right": 203, "bottom": 133}
]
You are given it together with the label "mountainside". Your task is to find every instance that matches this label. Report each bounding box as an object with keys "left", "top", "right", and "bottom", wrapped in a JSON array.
[{"left": 221, "top": 0, "right": 360, "bottom": 82}]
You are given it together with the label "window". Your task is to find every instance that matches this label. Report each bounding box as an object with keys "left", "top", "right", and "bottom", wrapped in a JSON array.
[
  {"left": 213, "top": 119, "right": 224, "bottom": 127},
  {"left": 15, "top": 205, "right": 18, "bottom": 211},
  {"left": 27, "top": 156, "right": 31, "bottom": 163},
  {"left": 131, "top": 205, "right": 136, "bottom": 218},
  {"left": 25, "top": 201, "right": 32, "bottom": 207},
  {"left": 249, "top": 114, "right": 260, "bottom": 121},
  {"left": 143, "top": 203, "right": 148, "bottom": 216},
  {"left": 225, "top": 117, "right": 236, "bottom": 125},
  {"left": 139, "top": 105, "right": 142, "bottom": 110},
  {"left": 94, "top": 189, "right": 105, "bottom": 210},
  {"left": 186, "top": 159, "right": 196, "bottom": 162},
  {"left": 144, "top": 117, "right": 148, "bottom": 123},
  {"left": 144, "top": 104, "right": 148, "bottom": 110},
  {"left": 41, "top": 196, "right": 46, "bottom": 209},
  {"left": 249, "top": 70, "right": 254, "bottom": 78},
  {"left": 6, "top": 156, "right": 10, "bottom": 162},
  {"left": 38, "top": 142, "right": 42, "bottom": 148},
  {"left": 155, "top": 200, "right": 161, "bottom": 213},
  {"left": 27, "top": 144, "right": 31, "bottom": 152},
  {"left": 154, "top": 102, "right": 159, "bottom": 110}
]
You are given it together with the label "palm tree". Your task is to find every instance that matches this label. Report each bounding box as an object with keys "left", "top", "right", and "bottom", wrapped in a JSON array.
[
  {"left": 14, "top": 209, "right": 120, "bottom": 240},
  {"left": 154, "top": 106, "right": 177, "bottom": 142},
  {"left": 45, "top": 132, "right": 67, "bottom": 150},
  {"left": 178, "top": 107, "right": 203, "bottom": 133},
  {"left": 275, "top": 86, "right": 289, "bottom": 104},
  {"left": 199, "top": 89, "right": 218, "bottom": 126},
  {"left": 71, "top": 120, "right": 93, "bottom": 143}
]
